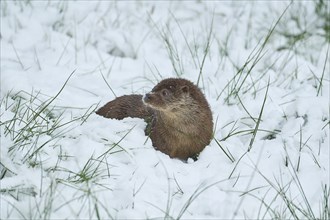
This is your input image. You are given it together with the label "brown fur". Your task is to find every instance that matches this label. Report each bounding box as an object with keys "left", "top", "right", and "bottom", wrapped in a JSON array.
[
  {"left": 96, "top": 94, "right": 152, "bottom": 120},
  {"left": 96, "top": 78, "right": 213, "bottom": 160}
]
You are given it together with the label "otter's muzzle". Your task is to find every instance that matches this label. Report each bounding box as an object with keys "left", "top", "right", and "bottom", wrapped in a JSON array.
[{"left": 143, "top": 92, "right": 155, "bottom": 102}]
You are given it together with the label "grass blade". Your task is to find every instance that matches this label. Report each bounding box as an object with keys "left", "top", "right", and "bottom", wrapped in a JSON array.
[{"left": 248, "top": 78, "right": 270, "bottom": 151}]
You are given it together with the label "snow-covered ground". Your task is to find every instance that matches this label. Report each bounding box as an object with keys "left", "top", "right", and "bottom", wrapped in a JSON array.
[{"left": 1, "top": 1, "right": 329, "bottom": 219}]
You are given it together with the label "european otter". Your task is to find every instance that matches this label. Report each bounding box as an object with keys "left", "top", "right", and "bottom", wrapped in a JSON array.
[{"left": 96, "top": 78, "right": 213, "bottom": 160}]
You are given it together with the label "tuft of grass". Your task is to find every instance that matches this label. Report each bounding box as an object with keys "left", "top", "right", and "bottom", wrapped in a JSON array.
[
  {"left": 0, "top": 70, "right": 102, "bottom": 213},
  {"left": 53, "top": 178, "right": 114, "bottom": 219},
  {"left": 97, "top": 125, "right": 136, "bottom": 160},
  {"left": 0, "top": 185, "right": 37, "bottom": 201},
  {"left": 320, "top": 184, "right": 330, "bottom": 220},
  {"left": 317, "top": 43, "right": 329, "bottom": 96},
  {"left": 68, "top": 156, "right": 105, "bottom": 184},
  {"left": 219, "top": 3, "right": 291, "bottom": 105},
  {"left": 148, "top": 13, "right": 184, "bottom": 77},
  {"left": 56, "top": 38, "right": 71, "bottom": 66},
  {"left": 248, "top": 78, "right": 269, "bottom": 151},
  {"left": 214, "top": 138, "right": 235, "bottom": 163},
  {"left": 195, "top": 13, "right": 214, "bottom": 87},
  {"left": 99, "top": 69, "right": 117, "bottom": 98},
  {"left": 175, "top": 178, "right": 234, "bottom": 220},
  {"left": 148, "top": 10, "right": 214, "bottom": 81},
  {"left": 314, "top": 0, "right": 330, "bottom": 42},
  {"left": 147, "top": 177, "right": 235, "bottom": 220},
  {"left": 170, "top": 12, "right": 198, "bottom": 70},
  {"left": 1, "top": 71, "right": 76, "bottom": 164},
  {"left": 246, "top": 143, "right": 329, "bottom": 220},
  {"left": 36, "top": 146, "right": 120, "bottom": 219},
  {"left": 11, "top": 42, "right": 25, "bottom": 69},
  {"left": 275, "top": 1, "right": 329, "bottom": 64}
]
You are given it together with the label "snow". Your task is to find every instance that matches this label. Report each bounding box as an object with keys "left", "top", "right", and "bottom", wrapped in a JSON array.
[{"left": 1, "top": 1, "right": 329, "bottom": 219}]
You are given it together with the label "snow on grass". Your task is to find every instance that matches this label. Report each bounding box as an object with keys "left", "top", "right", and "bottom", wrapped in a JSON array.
[{"left": 1, "top": 1, "right": 329, "bottom": 219}]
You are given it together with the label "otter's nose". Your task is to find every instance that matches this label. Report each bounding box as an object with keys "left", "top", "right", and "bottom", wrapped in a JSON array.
[
  {"left": 143, "top": 93, "right": 151, "bottom": 102},
  {"left": 143, "top": 93, "right": 154, "bottom": 102}
]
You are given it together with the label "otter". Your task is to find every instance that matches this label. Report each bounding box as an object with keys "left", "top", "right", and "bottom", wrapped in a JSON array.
[{"left": 96, "top": 78, "right": 213, "bottom": 160}]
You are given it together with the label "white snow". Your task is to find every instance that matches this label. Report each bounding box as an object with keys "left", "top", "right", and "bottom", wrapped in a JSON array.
[{"left": 1, "top": 1, "right": 329, "bottom": 219}]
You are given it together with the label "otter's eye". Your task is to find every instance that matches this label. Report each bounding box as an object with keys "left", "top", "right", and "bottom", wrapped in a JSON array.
[{"left": 162, "top": 89, "right": 169, "bottom": 97}]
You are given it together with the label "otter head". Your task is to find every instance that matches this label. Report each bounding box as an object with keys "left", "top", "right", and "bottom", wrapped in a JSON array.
[{"left": 143, "top": 78, "right": 192, "bottom": 112}]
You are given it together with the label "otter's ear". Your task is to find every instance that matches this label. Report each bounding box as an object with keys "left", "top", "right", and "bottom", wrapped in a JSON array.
[{"left": 181, "top": 85, "right": 189, "bottom": 93}]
